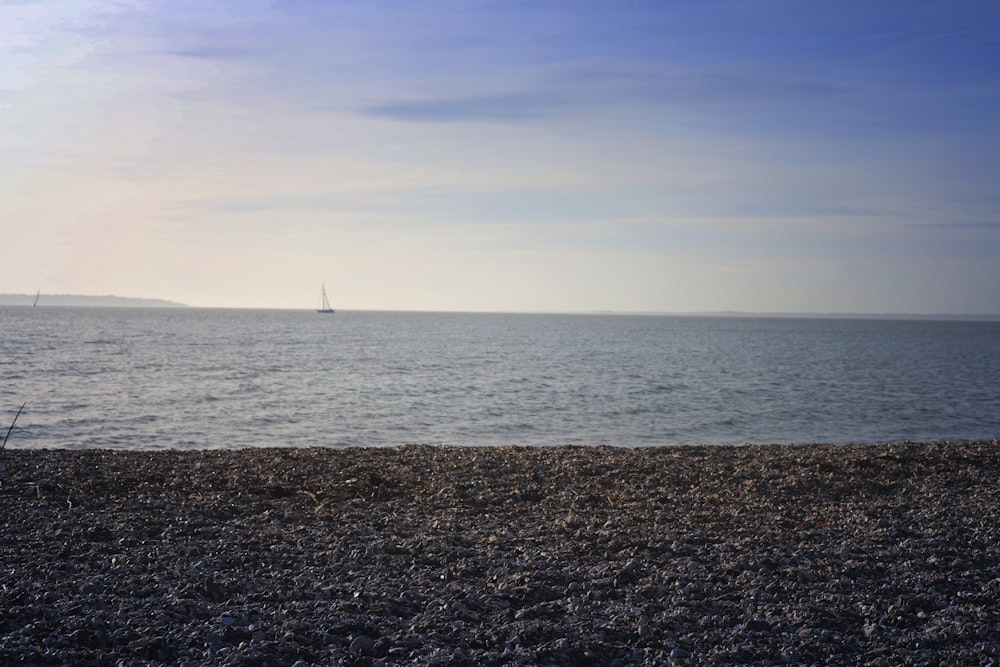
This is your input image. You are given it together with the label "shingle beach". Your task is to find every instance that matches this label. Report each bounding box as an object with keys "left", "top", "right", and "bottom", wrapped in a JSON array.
[{"left": 2, "top": 442, "right": 999, "bottom": 665}]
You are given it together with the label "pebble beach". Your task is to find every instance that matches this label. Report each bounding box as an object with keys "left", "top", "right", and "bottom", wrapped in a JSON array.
[{"left": 2, "top": 441, "right": 999, "bottom": 666}]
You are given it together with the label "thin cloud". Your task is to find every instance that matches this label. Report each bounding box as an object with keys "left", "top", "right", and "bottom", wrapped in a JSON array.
[
  {"left": 911, "top": 222, "right": 1000, "bottom": 230},
  {"left": 363, "top": 90, "right": 574, "bottom": 123},
  {"left": 164, "top": 196, "right": 352, "bottom": 217},
  {"left": 164, "top": 44, "right": 262, "bottom": 61},
  {"left": 361, "top": 66, "right": 845, "bottom": 124}
]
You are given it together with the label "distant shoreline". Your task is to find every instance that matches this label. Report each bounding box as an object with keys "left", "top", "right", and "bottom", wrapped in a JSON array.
[
  {"left": 0, "top": 294, "right": 187, "bottom": 308},
  {"left": 589, "top": 310, "right": 1000, "bottom": 322},
  {"left": 2, "top": 296, "right": 997, "bottom": 320}
]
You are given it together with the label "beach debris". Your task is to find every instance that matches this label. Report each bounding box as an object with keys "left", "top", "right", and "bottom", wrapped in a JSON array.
[{"left": 1, "top": 401, "right": 26, "bottom": 452}]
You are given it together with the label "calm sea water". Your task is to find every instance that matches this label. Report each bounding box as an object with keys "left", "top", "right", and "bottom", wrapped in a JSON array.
[{"left": 2, "top": 308, "right": 999, "bottom": 450}]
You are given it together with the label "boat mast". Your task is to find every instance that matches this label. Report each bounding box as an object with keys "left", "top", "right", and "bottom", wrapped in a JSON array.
[{"left": 318, "top": 284, "right": 334, "bottom": 313}]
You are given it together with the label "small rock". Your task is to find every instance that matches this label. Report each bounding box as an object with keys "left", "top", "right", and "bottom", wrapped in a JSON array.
[{"left": 350, "top": 635, "right": 374, "bottom": 655}]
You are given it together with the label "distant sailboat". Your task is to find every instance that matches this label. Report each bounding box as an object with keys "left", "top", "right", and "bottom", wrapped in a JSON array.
[
  {"left": 317, "top": 284, "right": 335, "bottom": 313},
  {"left": 32, "top": 290, "right": 40, "bottom": 307}
]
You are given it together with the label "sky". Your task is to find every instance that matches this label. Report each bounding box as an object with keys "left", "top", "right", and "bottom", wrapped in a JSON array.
[{"left": 2, "top": 0, "right": 999, "bottom": 313}]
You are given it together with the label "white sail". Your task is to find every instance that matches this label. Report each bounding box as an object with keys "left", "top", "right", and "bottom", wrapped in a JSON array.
[{"left": 318, "top": 284, "right": 334, "bottom": 313}]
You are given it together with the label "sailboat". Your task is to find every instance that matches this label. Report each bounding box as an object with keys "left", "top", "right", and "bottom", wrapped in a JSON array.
[
  {"left": 317, "top": 284, "right": 335, "bottom": 314},
  {"left": 32, "top": 290, "right": 40, "bottom": 307}
]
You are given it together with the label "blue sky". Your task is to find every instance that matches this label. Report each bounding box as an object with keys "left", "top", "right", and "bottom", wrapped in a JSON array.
[{"left": 2, "top": 0, "right": 999, "bottom": 312}]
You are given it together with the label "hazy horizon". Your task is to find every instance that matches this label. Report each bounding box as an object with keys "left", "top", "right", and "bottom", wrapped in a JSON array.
[
  {"left": 3, "top": 1, "right": 999, "bottom": 312},
  {"left": 4, "top": 292, "right": 1000, "bottom": 320}
]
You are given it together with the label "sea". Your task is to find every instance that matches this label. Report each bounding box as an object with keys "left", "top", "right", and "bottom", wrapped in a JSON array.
[{"left": 2, "top": 307, "right": 999, "bottom": 450}]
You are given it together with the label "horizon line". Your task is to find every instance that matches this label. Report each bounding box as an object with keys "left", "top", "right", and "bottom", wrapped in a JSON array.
[{"left": 3, "top": 295, "right": 999, "bottom": 321}]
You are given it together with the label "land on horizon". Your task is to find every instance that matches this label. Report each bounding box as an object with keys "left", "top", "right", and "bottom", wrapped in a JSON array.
[
  {"left": 0, "top": 293, "right": 187, "bottom": 308},
  {"left": 3, "top": 294, "right": 1000, "bottom": 320},
  {"left": 593, "top": 310, "right": 1000, "bottom": 322}
]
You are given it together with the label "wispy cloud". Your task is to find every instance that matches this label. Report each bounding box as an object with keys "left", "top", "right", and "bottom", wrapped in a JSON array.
[
  {"left": 362, "top": 64, "right": 846, "bottom": 124},
  {"left": 163, "top": 43, "right": 264, "bottom": 61},
  {"left": 363, "top": 90, "right": 573, "bottom": 123},
  {"left": 911, "top": 222, "right": 1000, "bottom": 230}
]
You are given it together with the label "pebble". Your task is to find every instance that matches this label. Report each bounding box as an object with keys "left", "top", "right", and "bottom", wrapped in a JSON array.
[
  {"left": 1, "top": 441, "right": 1000, "bottom": 665},
  {"left": 350, "top": 635, "right": 374, "bottom": 655}
]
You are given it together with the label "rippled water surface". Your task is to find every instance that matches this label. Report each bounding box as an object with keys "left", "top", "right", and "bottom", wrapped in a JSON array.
[{"left": 2, "top": 308, "right": 999, "bottom": 449}]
